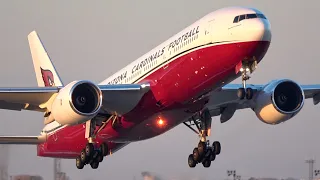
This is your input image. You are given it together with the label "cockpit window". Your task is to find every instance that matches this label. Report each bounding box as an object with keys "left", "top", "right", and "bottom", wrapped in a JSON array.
[
  {"left": 233, "top": 13, "right": 266, "bottom": 23},
  {"left": 257, "top": 13, "right": 266, "bottom": 19},
  {"left": 239, "top": 15, "right": 245, "bottom": 21},
  {"left": 233, "top": 16, "right": 239, "bottom": 23},
  {"left": 246, "top": 13, "right": 257, "bottom": 19}
]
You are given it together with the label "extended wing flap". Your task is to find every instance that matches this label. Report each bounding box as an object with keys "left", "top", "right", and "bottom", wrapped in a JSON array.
[{"left": 98, "top": 83, "right": 151, "bottom": 115}]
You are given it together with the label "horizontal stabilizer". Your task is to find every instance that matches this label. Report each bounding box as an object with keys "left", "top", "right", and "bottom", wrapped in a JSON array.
[{"left": 0, "top": 135, "right": 46, "bottom": 144}]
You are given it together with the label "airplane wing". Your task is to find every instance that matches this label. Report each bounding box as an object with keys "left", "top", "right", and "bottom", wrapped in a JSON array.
[
  {"left": 200, "top": 81, "right": 320, "bottom": 123},
  {"left": 0, "top": 135, "right": 47, "bottom": 144},
  {"left": 0, "top": 84, "right": 150, "bottom": 113},
  {"left": 0, "top": 87, "right": 59, "bottom": 111}
]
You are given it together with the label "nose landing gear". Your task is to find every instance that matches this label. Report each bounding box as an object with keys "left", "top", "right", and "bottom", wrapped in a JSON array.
[{"left": 237, "top": 60, "right": 257, "bottom": 100}]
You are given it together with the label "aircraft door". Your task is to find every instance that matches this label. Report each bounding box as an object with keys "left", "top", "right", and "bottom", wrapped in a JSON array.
[{"left": 205, "top": 20, "right": 214, "bottom": 44}]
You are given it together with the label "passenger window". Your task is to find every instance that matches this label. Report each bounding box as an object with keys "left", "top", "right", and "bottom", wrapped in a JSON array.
[{"left": 233, "top": 16, "right": 239, "bottom": 23}]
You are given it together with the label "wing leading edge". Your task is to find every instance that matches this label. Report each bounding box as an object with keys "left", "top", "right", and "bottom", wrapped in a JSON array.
[{"left": 0, "top": 83, "right": 150, "bottom": 114}]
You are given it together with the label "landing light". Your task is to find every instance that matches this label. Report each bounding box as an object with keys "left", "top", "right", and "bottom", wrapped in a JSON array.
[{"left": 156, "top": 118, "right": 166, "bottom": 127}]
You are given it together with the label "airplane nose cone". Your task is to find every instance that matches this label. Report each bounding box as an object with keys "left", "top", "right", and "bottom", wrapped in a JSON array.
[
  {"left": 251, "top": 18, "right": 272, "bottom": 42},
  {"left": 228, "top": 15, "right": 272, "bottom": 43}
]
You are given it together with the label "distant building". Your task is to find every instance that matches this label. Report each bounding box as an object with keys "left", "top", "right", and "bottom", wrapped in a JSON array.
[
  {"left": 56, "top": 172, "right": 70, "bottom": 180},
  {"left": 11, "top": 175, "right": 43, "bottom": 180},
  {"left": 0, "top": 145, "right": 9, "bottom": 180}
]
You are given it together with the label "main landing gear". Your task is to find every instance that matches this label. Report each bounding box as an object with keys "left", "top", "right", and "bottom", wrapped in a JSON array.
[
  {"left": 75, "top": 115, "right": 116, "bottom": 169},
  {"left": 184, "top": 109, "right": 221, "bottom": 168},
  {"left": 76, "top": 142, "right": 108, "bottom": 169},
  {"left": 237, "top": 60, "right": 257, "bottom": 100}
]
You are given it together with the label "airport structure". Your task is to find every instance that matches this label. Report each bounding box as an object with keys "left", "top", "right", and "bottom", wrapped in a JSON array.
[
  {"left": 54, "top": 159, "right": 69, "bottom": 180},
  {"left": 0, "top": 145, "right": 8, "bottom": 180}
]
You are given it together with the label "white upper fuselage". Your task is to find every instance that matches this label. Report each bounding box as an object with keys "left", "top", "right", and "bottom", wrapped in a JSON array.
[{"left": 100, "top": 6, "right": 271, "bottom": 86}]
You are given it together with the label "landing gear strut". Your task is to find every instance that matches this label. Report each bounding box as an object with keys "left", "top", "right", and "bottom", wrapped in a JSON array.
[
  {"left": 184, "top": 109, "right": 221, "bottom": 168},
  {"left": 237, "top": 60, "right": 257, "bottom": 100},
  {"left": 76, "top": 115, "right": 116, "bottom": 169}
]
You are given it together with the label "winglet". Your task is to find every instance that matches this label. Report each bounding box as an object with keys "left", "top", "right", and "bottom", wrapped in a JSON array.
[{"left": 28, "top": 31, "right": 63, "bottom": 87}]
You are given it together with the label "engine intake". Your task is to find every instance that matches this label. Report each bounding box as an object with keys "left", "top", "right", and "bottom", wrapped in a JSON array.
[
  {"left": 70, "top": 82, "right": 101, "bottom": 115},
  {"left": 254, "top": 79, "right": 304, "bottom": 124},
  {"left": 272, "top": 81, "right": 304, "bottom": 113},
  {"left": 51, "top": 80, "right": 102, "bottom": 125}
]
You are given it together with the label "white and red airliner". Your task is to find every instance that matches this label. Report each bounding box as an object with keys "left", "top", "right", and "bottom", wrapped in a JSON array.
[{"left": 0, "top": 6, "right": 317, "bottom": 169}]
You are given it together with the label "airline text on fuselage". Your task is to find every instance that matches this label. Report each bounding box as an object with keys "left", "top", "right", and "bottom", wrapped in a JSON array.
[
  {"left": 107, "top": 71, "right": 127, "bottom": 85},
  {"left": 107, "top": 25, "right": 200, "bottom": 85}
]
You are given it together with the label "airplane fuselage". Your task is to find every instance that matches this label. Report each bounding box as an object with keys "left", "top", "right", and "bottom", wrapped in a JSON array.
[{"left": 37, "top": 6, "right": 271, "bottom": 158}]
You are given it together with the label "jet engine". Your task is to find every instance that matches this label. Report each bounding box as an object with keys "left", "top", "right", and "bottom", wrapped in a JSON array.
[
  {"left": 51, "top": 80, "right": 102, "bottom": 125},
  {"left": 253, "top": 79, "right": 304, "bottom": 124}
]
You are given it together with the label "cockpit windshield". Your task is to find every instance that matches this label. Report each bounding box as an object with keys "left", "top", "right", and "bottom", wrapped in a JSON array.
[{"left": 233, "top": 13, "right": 266, "bottom": 23}]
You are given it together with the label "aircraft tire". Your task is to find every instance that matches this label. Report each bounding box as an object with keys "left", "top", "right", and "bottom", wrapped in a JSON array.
[
  {"left": 188, "top": 154, "right": 196, "bottom": 168},
  {"left": 237, "top": 88, "right": 245, "bottom": 99},
  {"left": 202, "top": 158, "right": 211, "bottom": 168},
  {"left": 96, "top": 151, "right": 103, "bottom": 162},
  {"left": 197, "top": 141, "right": 206, "bottom": 157},
  {"left": 76, "top": 156, "right": 84, "bottom": 169},
  {"left": 90, "top": 160, "right": 99, "bottom": 169},
  {"left": 206, "top": 148, "right": 216, "bottom": 162},
  {"left": 212, "top": 141, "right": 221, "bottom": 155},
  {"left": 246, "top": 88, "right": 253, "bottom": 99},
  {"left": 85, "top": 143, "right": 94, "bottom": 158},
  {"left": 80, "top": 149, "right": 87, "bottom": 163},
  {"left": 100, "top": 143, "right": 108, "bottom": 156},
  {"left": 193, "top": 148, "right": 200, "bottom": 162}
]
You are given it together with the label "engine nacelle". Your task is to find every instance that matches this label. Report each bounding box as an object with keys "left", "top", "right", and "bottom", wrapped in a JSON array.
[
  {"left": 51, "top": 80, "right": 102, "bottom": 125},
  {"left": 253, "top": 79, "right": 305, "bottom": 124}
]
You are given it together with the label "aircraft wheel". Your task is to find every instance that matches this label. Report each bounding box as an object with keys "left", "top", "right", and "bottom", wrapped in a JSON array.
[
  {"left": 100, "top": 143, "right": 108, "bottom": 156},
  {"left": 193, "top": 148, "right": 200, "bottom": 162},
  {"left": 208, "top": 149, "right": 216, "bottom": 161},
  {"left": 80, "top": 149, "right": 87, "bottom": 163},
  {"left": 188, "top": 154, "right": 196, "bottom": 168},
  {"left": 76, "top": 156, "right": 84, "bottom": 169},
  {"left": 212, "top": 141, "right": 221, "bottom": 155},
  {"left": 237, "top": 88, "right": 245, "bottom": 99},
  {"left": 246, "top": 87, "right": 254, "bottom": 99},
  {"left": 202, "top": 158, "right": 211, "bottom": 168},
  {"left": 96, "top": 151, "right": 103, "bottom": 163},
  {"left": 85, "top": 143, "right": 94, "bottom": 158},
  {"left": 90, "top": 160, "right": 99, "bottom": 169},
  {"left": 197, "top": 141, "right": 206, "bottom": 157}
]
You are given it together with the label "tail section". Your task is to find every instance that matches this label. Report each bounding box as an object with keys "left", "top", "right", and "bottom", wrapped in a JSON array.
[{"left": 28, "top": 31, "right": 63, "bottom": 87}]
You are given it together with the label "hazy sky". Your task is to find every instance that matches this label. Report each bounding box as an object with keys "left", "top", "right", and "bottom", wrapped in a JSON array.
[{"left": 0, "top": 1, "right": 319, "bottom": 180}]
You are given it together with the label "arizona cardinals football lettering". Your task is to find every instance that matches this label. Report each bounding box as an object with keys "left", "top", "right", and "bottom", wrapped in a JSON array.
[{"left": 40, "top": 68, "right": 55, "bottom": 87}]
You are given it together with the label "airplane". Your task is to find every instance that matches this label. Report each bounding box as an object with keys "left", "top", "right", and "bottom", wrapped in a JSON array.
[{"left": 0, "top": 6, "right": 318, "bottom": 170}]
